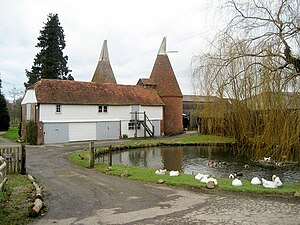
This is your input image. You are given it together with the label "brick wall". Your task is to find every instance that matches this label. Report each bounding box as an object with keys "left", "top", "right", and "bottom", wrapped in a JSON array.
[
  {"left": 161, "top": 96, "right": 183, "bottom": 134},
  {"left": 21, "top": 103, "right": 44, "bottom": 144}
]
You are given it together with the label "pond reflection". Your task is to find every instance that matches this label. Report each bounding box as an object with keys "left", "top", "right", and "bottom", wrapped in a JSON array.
[{"left": 96, "top": 145, "right": 300, "bottom": 183}]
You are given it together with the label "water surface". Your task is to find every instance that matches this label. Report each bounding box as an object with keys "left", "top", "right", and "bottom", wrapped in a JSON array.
[{"left": 96, "top": 145, "right": 300, "bottom": 183}]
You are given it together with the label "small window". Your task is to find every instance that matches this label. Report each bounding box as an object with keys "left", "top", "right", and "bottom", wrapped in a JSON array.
[
  {"left": 56, "top": 104, "right": 61, "bottom": 113},
  {"left": 26, "top": 104, "right": 31, "bottom": 120},
  {"left": 98, "top": 105, "right": 108, "bottom": 113},
  {"left": 128, "top": 122, "right": 141, "bottom": 130}
]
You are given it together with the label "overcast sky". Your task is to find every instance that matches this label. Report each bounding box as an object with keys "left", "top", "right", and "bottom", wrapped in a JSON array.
[{"left": 0, "top": 0, "right": 228, "bottom": 100}]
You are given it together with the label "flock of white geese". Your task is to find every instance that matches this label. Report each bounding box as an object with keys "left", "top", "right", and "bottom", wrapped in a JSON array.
[{"left": 155, "top": 156, "right": 283, "bottom": 189}]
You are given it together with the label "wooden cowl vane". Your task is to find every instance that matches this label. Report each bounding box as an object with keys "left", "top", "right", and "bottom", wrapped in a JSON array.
[
  {"left": 149, "top": 37, "right": 183, "bottom": 134},
  {"left": 91, "top": 40, "right": 117, "bottom": 84}
]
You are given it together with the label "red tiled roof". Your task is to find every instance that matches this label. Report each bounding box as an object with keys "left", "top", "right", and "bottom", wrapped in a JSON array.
[
  {"left": 150, "top": 55, "right": 182, "bottom": 97},
  {"left": 136, "top": 78, "right": 157, "bottom": 86},
  {"left": 31, "top": 79, "right": 165, "bottom": 106}
]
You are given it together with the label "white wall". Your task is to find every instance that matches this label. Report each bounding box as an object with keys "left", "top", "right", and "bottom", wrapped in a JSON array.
[
  {"left": 140, "top": 106, "right": 163, "bottom": 120},
  {"left": 39, "top": 104, "right": 163, "bottom": 139},
  {"left": 21, "top": 89, "right": 37, "bottom": 104},
  {"left": 39, "top": 104, "right": 163, "bottom": 123}
]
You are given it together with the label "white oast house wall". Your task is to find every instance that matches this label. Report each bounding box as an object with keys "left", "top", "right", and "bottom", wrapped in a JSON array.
[
  {"left": 38, "top": 103, "right": 163, "bottom": 144},
  {"left": 39, "top": 105, "right": 132, "bottom": 122},
  {"left": 21, "top": 79, "right": 165, "bottom": 144}
]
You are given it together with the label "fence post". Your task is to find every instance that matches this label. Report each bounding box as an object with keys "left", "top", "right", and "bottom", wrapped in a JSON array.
[
  {"left": 21, "top": 144, "right": 26, "bottom": 175},
  {"left": 89, "top": 142, "right": 95, "bottom": 169},
  {"left": 109, "top": 145, "right": 112, "bottom": 166}
]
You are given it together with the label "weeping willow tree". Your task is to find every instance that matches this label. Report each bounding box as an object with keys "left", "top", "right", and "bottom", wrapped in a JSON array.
[{"left": 192, "top": 0, "right": 300, "bottom": 160}]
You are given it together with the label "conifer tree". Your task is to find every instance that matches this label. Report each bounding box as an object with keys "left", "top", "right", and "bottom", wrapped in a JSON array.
[
  {"left": 0, "top": 78, "right": 10, "bottom": 131},
  {"left": 25, "top": 13, "right": 73, "bottom": 87}
]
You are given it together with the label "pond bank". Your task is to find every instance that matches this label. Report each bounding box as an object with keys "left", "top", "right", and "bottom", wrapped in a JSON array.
[
  {"left": 69, "top": 133, "right": 300, "bottom": 199},
  {"left": 93, "top": 132, "right": 236, "bottom": 157}
]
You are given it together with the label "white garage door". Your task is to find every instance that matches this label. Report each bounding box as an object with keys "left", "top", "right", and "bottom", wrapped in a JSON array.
[{"left": 69, "top": 123, "right": 96, "bottom": 142}]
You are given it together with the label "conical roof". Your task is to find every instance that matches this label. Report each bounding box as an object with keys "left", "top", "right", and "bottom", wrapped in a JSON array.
[
  {"left": 91, "top": 40, "right": 117, "bottom": 84},
  {"left": 149, "top": 37, "right": 182, "bottom": 97}
]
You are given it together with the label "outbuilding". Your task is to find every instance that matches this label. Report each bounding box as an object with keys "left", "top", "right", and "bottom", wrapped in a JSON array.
[{"left": 21, "top": 79, "right": 164, "bottom": 144}]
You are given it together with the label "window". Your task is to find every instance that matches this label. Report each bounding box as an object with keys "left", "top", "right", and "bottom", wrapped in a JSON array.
[
  {"left": 26, "top": 104, "right": 31, "bottom": 120},
  {"left": 128, "top": 122, "right": 141, "bottom": 130},
  {"left": 98, "top": 105, "right": 108, "bottom": 113},
  {"left": 56, "top": 104, "right": 61, "bottom": 113}
]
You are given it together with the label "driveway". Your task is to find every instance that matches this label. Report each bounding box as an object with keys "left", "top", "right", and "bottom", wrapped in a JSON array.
[{"left": 15, "top": 140, "right": 300, "bottom": 225}]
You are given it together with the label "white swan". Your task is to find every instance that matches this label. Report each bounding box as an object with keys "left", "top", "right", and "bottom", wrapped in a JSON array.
[
  {"left": 274, "top": 176, "right": 283, "bottom": 187},
  {"left": 155, "top": 169, "right": 166, "bottom": 175},
  {"left": 251, "top": 177, "right": 261, "bottom": 185},
  {"left": 195, "top": 173, "right": 205, "bottom": 181},
  {"left": 271, "top": 175, "right": 283, "bottom": 187},
  {"left": 169, "top": 170, "right": 179, "bottom": 177},
  {"left": 232, "top": 178, "right": 242, "bottom": 186},
  {"left": 262, "top": 178, "right": 277, "bottom": 188}
]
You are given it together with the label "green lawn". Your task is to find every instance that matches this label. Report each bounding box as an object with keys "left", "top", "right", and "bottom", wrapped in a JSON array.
[
  {"left": 3, "top": 127, "right": 20, "bottom": 142},
  {"left": 167, "top": 134, "right": 235, "bottom": 143},
  {"left": 0, "top": 174, "right": 33, "bottom": 225}
]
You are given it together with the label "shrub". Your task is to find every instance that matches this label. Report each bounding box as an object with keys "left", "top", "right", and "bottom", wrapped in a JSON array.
[{"left": 26, "top": 121, "right": 37, "bottom": 145}]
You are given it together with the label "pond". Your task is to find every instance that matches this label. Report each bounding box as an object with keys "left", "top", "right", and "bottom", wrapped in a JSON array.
[{"left": 96, "top": 145, "right": 300, "bottom": 183}]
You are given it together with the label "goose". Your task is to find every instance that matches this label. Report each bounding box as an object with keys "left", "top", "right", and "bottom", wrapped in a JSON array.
[
  {"left": 169, "top": 170, "right": 179, "bottom": 177},
  {"left": 233, "top": 172, "right": 243, "bottom": 177},
  {"left": 155, "top": 169, "right": 166, "bottom": 175},
  {"left": 228, "top": 174, "right": 235, "bottom": 179},
  {"left": 251, "top": 177, "right": 261, "bottom": 185},
  {"left": 232, "top": 178, "right": 243, "bottom": 186},
  {"left": 195, "top": 173, "right": 205, "bottom": 181}
]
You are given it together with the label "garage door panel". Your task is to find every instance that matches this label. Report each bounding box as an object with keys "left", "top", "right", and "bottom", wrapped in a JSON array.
[
  {"left": 69, "top": 123, "right": 96, "bottom": 142},
  {"left": 96, "top": 121, "right": 120, "bottom": 140},
  {"left": 44, "top": 123, "right": 69, "bottom": 144}
]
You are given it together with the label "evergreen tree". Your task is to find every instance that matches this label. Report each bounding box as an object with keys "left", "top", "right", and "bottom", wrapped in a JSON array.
[
  {"left": 25, "top": 13, "right": 72, "bottom": 87},
  {"left": 0, "top": 78, "right": 10, "bottom": 131}
]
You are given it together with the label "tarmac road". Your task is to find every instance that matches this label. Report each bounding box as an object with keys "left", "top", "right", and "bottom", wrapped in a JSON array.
[{"left": 21, "top": 141, "right": 300, "bottom": 225}]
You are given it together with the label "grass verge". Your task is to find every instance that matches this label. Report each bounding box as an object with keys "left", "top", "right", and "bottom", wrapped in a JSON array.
[
  {"left": 0, "top": 174, "right": 34, "bottom": 225},
  {"left": 68, "top": 134, "right": 300, "bottom": 197},
  {"left": 3, "top": 127, "right": 19, "bottom": 142}
]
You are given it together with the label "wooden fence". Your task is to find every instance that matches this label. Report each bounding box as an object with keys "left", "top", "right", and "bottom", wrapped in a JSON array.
[{"left": 0, "top": 144, "right": 26, "bottom": 174}]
